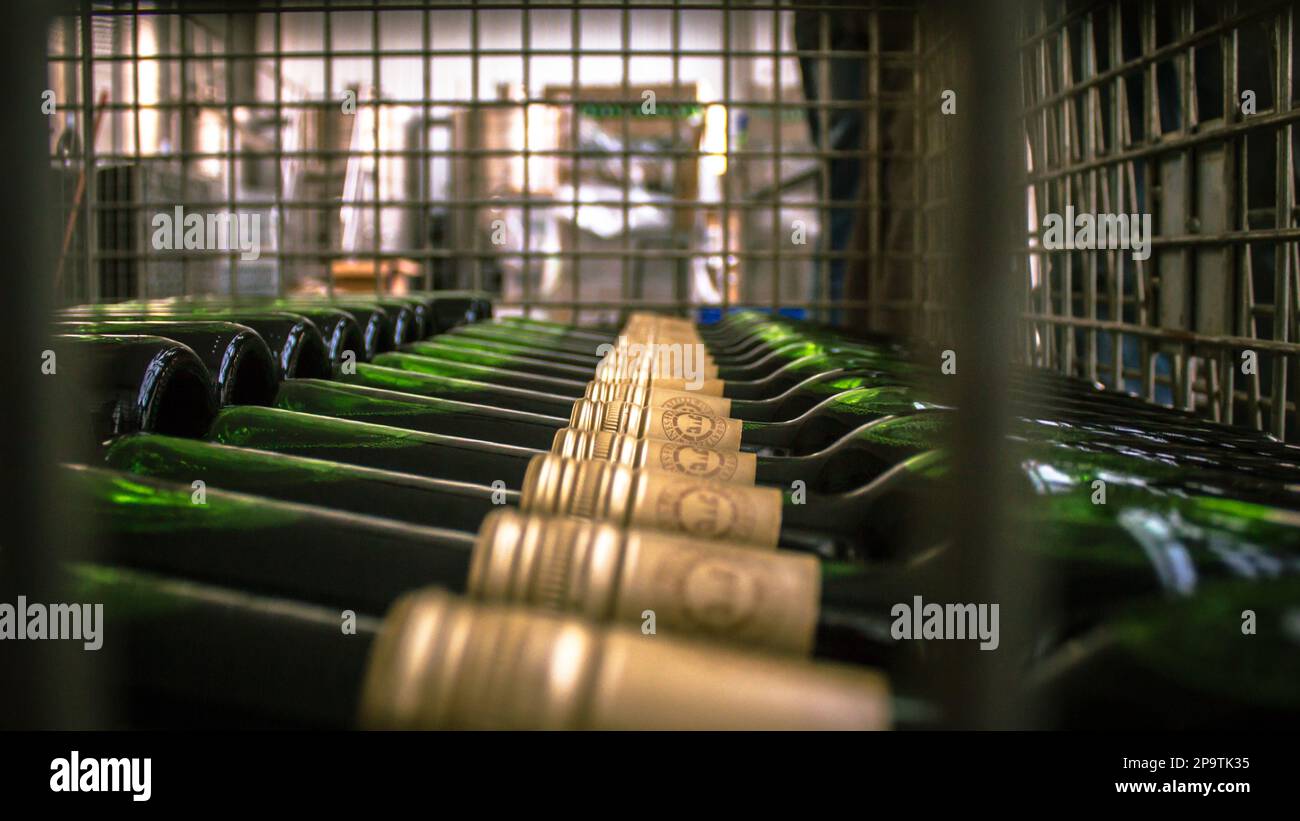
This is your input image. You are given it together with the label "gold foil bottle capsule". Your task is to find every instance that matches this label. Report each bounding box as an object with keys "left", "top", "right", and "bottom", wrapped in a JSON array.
[
  {"left": 651, "top": 375, "right": 727, "bottom": 396},
  {"left": 584, "top": 380, "right": 733, "bottom": 417},
  {"left": 593, "top": 341, "right": 721, "bottom": 387},
  {"left": 550, "top": 427, "right": 757, "bottom": 485},
  {"left": 520, "top": 454, "right": 782, "bottom": 548},
  {"left": 568, "top": 399, "right": 743, "bottom": 451},
  {"left": 622, "top": 314, "right": 702, "bottom": 343},
  {"left": 583, "top": 379, "right": 648, "bottom": 404},
  {"left": 593, "top": 366, "right": 726, "bottom": 396},
  {"left": 358, "top": 589, "right": 890, "bottom": 730},
  {"left": 468, "top": 509, "right": 818, "bottom": 653}
]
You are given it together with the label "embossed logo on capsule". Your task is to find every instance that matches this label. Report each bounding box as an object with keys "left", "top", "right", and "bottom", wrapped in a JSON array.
[
  {"left": 658, "top": 396, "right": 727, "bottom": 447},
  {"left": 680, "top": 559, "right": 760, "bottom": 630},
  {"left": 659, "top": 442, "right": 738, "bottom": 480},
  {"left": 654, "top": 480, "right": 751, "bottom": 540}
]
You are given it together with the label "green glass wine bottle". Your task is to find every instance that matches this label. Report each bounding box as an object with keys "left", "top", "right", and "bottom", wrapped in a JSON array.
[
  {"left": 102, "top": 434, "right": 518, "bottom": 533},
  {"left": 443, "top": 322, "right": 616, "bottom": 356},
  {"left": 408, "top": 334, "right": 603, "bottom": 369},
  {"left": 340, "top": 363, "right": 578, "bottom": 417},
  {"left": 69, "top": 562, "right": 894, "bottom": 730},
  {"left": 284, "top": 298, "right": 416, "bottom": 349},
  {"left": 405, "top": 289, "right": 493, "bottom": 332},
  {"left": 567, "top": 391, "right": 942, "bottom": 456},
  {"left": 66, "top": 562, "right": 378, "bottom": 729},
  {"left": 56, "top": 320, "right": 279, "bottom": 406},
  {"left": 59, "top": 308, "right": 340, "bottom": 378},
  {"left": 65, "top": 464, "right": 476, "bottom": 616},
  {"left": 269, "top": 300, "right": 389, "bottom": 356},
  {"left": 808, "top": 443, "right": 1300, "bottom": 672},
  {"left": 518, "top": 450, "right": 947, "bottom": 561},
  {"left": 373, "top": 351, "right": 590, "bottom": 397},
  {"left": 1027, "top": 577, "right": 1300, "bottom": 729},
  {"left": 397, "top": 340, "right": 912, "bottom": 402},
  {"left": 204, "top": 405, "right": 545, "bottom": 487},
  {"left": 69, "top": 465, "right": 910, "bottom": 667},
  {"left": 273, "top": 378, "right": 566, "bottom": 449},
  {"left": 399, "top": 339, "right": 596, "bottom": 381},
  {"left": 552, "top": 411, "right": 941, "bottom": 493},
  {"left": 50, "top": 334, "right": 218, "bottom": 453},
  {"left": 375, "top": 346, "right": 903, "bottom": 425}
]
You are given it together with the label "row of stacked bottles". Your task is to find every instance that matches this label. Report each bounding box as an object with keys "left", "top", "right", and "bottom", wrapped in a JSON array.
[{"left": 44, "top": 294, "right": 1300, "bottom": 729}]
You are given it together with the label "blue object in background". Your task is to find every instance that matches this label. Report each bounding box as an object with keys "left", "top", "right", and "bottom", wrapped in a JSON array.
[{"left": 695, "top": 306, "right": 808, "bottom": 326}]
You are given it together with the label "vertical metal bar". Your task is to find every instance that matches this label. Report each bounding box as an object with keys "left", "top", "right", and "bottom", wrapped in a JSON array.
[
  {"left": 771, "top": 2, "right": 781, "bottom": 314},
  {"left": 1242, "top": 104, "right": 1262, "bottom": 428},
  {"left": 274, "top": 4, "right": 285, "bottom": 296},
  {"left": 1083, "top": 12, "right": 1098, "bottom": 383},
  {"left": 947, "top": 0, "right": 1030, "bottom": 730},
  {"left": 225, "top": 11, "right": 238, "bottom": 297},
  {"left": 569, "top": 3, "right": 580, "bottom": 321},
  {"left": 621, "top": 0, "right": 632, "bottom": 323},
  {"left": 816, "top": 8, "right": 830, "bottom": 323},
  {"left": 911, "top": 6, "right": 923, "bottom": 338},
  {"left": 721, "top": 0, "right": 732, "bottom": 319},
  {"left": 324, "top": 1, "right": 334, "bottom": 296},
  {"left": 81, "top": 2, "right": 98, "bottom": 304},
  {"left": 180, "top": 15, "right": 192, "bottom": 297},
  {"left": 371, "top": 0, "right": 381, "bottom": 297},
  {"left": 60, "top": 14, "right": 78, "bottom": 301},
  {"left": 522, "top": 1, "right": 532, "bottom": 318},
  {"left": 1035, "top": 8, "right": 1053, "bottom": 368},
  {"left": 1179, "top": 0, "right": 1196, "bottom": 411},
  {"left": 132, "top": 1, "right": 145, "bottom": 300},
  {"left": 1059, "top": 23, "right": 1075, "bottom": 376},
  {"left": 1017, "top": 5, "right": 1033, "bottom": 366},
  {"left": 420, "top": 3, "right": 431, "bottom": 291},
  {"left": 1141, "top": 0, "right": 1157, "bottom": 402},
  {"left": 1111, "top": 1, "right": 1125, "bottom": 390},
  {"left": 866, "top": 3, "right": 881, "bottom": 330},
  {"left": 1221, "top": 1, "right": 1239, "bottom": 423},
  {"left": 3, "top": 0, "right": 97, "bottom": 729},
  {"left": 1273, "top": 4, "right": 1294, "bottom": 438},
  {"left": 470, "top": 4, "right": 481, "bottom": 296},
  {"left": 673, "top": 0, "right": 685, "bottom": 317}
]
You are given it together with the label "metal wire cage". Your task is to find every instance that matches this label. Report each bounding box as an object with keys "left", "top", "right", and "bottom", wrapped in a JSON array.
[
  {"left": 49, "top": 0, "right": 1300, "bottom": 438},
  {"left": 27, "top": 0, "right": 1300, "bottom": 731},
  {"left": 1018, "top": 0, "right": 1300, "bottom": 440},
  {"left": 46, "top": 0, "right": 921, "bottom": 328}
]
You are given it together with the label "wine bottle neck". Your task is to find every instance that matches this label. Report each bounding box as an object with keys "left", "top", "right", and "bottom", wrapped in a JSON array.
[
  {"left": 778, "top": 452, "right": 946, "bottom": 561},
  {"left": 72, "top": 464, "right": 477, "bottom": 615},
  {"left": 70, "top": 563, "right": 378, "bottom": 728}
]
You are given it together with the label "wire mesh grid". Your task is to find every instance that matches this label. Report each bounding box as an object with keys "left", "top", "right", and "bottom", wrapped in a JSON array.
[
  {"left": 46, "top": 0, "right": 1300, "bottom": 442},
  {"left": 1018, "top": 0, "right": 1300, "bottom": 439},
  {"left": 46, "top": 0, "right": 918, "bottom": 329}
]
